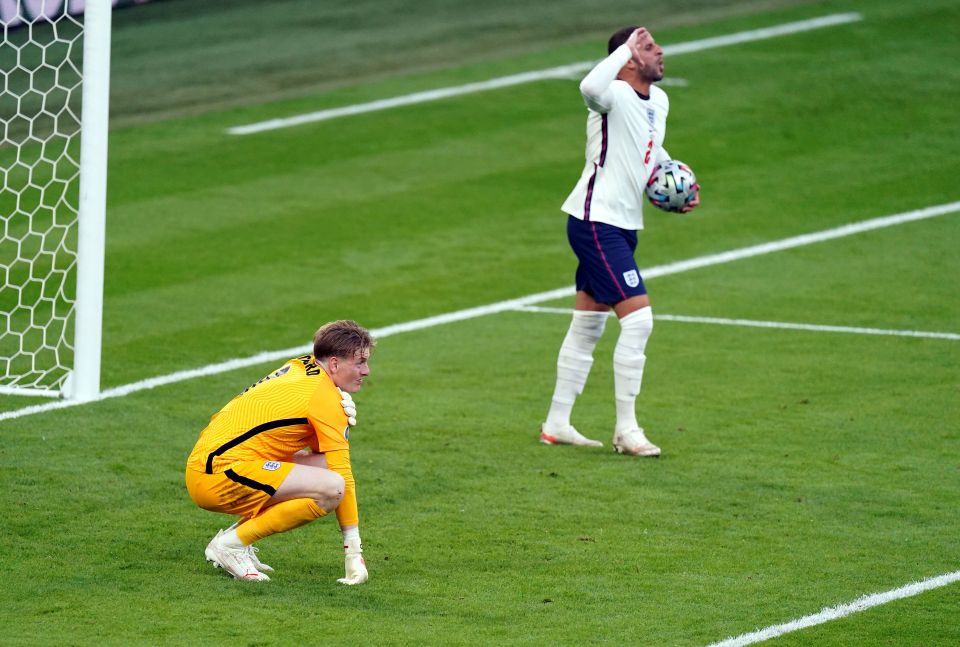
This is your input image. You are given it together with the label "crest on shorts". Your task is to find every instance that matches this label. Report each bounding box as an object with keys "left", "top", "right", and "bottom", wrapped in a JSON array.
[
  {"left": 262, "top": 461, "right": 282, "bottom": 471},
  {"left": 623, "top": 269, "right": 640, "bottom": 288},
  {"left": 343, "top": 426, "right": 350, "bottom": 441}
]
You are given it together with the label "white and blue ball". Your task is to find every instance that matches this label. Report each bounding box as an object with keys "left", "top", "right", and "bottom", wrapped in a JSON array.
[{"left": 645, "top": 160, "right": 698, "bottom": 212}]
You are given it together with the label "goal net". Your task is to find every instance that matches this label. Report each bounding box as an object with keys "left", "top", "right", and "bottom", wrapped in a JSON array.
[{"left": 1, "top": 0, "right": 110, "bottom": 400}]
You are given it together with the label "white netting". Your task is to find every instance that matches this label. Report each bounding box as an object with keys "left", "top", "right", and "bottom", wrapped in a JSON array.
[{"left": 1, "top": 7, "right": 83, "bottom": 395}]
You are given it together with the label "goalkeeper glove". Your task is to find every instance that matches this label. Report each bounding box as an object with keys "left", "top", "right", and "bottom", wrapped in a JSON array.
[
  {"left": 337, "top": 537, "right": 368, "bottom": 585},
  {"left": 338, "top": 388, "right": 357, "bottom": 426}
]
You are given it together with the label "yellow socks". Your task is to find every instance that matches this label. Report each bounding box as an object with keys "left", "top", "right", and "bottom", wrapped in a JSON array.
[{"left": 236, "top": 498, "right": 327, "bottom": 545}]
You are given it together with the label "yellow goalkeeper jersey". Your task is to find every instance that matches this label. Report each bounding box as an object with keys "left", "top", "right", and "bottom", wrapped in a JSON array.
[{"left": 186, "top": 355, "right": 350, "bottom": 475}]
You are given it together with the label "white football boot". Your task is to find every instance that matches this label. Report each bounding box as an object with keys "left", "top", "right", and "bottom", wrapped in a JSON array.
[
  {"left": 214, "top": 521, "right": 274, "bottom": 572},
  {"left": 539, "top": 423, "right": 603, "bottom": 447},
  {"left": 204, "top": 528, "right": 228, "bottom": 568},
  {"left": 245, "top": 545, "right": 274, "bottom": 573},
  {"left": 204, "top": 530, "right": 269, "bottom": 581},
  {"left": 612, "top": 427, "right": 661, "bottom": 457}
]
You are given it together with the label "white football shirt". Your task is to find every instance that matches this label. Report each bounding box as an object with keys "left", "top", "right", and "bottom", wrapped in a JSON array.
[{"left": 561, "top": 44, "right": 671, "bottom": 231}]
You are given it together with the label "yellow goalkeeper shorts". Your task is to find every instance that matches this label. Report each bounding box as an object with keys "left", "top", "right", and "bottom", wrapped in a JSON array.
[{"left": 185, "top": 460, "right": 295, "bottom": 518}]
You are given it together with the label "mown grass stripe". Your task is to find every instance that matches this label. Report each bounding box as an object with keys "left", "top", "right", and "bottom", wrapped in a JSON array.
[
  {"left": 227, "top": 13, "right": 863, "bottom": 135},
  {"left": 1, "top": 199, "right": 955, "bottom": 423}
]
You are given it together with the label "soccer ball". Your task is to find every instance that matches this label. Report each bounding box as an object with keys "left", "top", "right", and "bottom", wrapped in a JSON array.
[{"left": 645, "top": 160, "right": 698, "bottom": 212}]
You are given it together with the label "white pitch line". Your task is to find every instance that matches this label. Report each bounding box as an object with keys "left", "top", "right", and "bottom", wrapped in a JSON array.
[
  {"left": 1, "top": 199, "right": 957, "bottom": 423},
  {"left": 706, "top": 570, "right": 960, "bottom": 647},
  {"left": 655, "top": 314, "right": 960, "bottom": 340},
  {"left": 643, "top": 201, "right": 960, "bottom": 279},
  {"left": 516, "top": 307, "right": 960, "bottom": 341},
  {"left": 227, "top": 12, "right": 862, "bottom": 135},
  {"left": 0, "top": 285, "right": 573, "bottom": 423}
]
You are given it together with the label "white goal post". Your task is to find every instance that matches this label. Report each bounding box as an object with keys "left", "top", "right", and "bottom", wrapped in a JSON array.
[{"left": 0, "top": 0, "right": 111, "bottom": 400}]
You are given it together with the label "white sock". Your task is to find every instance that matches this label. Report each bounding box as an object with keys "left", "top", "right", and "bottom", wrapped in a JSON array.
[
  {"left": 613, "top": 307, "right": 653, "bottom": 433},
  {"left": 222, "top": 528, "right": 247, "bottom": 548},
  {"left": 544, "top": 310, "right": 608, "bottom": 428}
]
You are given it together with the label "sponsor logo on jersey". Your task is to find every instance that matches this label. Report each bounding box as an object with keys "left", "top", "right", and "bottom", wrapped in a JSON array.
[
  {"left": 262, "top": 461, "right": 282, "bottom": 471},
  {"left": 647, "top": 108, "right": 656, "bottom": 126},
  {"left": 623, "top": 269, "right": 640, "bottom": 288}
]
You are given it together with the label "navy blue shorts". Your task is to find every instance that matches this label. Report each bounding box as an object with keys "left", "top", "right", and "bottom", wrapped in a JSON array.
[{"left": 566, "top": 215, "right": 647, "bottom": 305}]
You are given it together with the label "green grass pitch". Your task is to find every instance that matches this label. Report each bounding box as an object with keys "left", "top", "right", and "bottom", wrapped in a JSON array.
[{"left": 1, "top": 0, "right": 958, "bottom": 644}]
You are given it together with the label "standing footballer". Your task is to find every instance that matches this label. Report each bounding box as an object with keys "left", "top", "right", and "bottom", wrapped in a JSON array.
[{"left": 540, "top": 26, "right": 699, "bottom": 456}]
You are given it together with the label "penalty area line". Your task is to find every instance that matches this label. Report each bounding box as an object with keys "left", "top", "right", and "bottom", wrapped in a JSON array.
[
  {"left": 705, "top": 570, "right": 960, "bottom": 647},
  {"left": 227, "top": 12, "right": 862, "bottom": 135},
  {"left": 516, "top": 307, "right": 960, "bottom": 341},
  {"left": 0, "top": 199, "right": 956, "bottom": 423}
]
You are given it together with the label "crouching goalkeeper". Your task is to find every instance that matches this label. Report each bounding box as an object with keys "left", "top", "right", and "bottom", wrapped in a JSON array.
[{"left": 185, "top": 320, "right": 373, "bottom": 584}]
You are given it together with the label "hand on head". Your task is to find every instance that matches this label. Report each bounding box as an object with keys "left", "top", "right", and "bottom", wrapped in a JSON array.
[{"left": 626, "top": 27, "right": 651, "bottom": 62}]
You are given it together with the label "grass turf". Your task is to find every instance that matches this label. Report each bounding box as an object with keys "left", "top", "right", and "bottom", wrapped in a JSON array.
[{"left": 1, "top": 0, "right": 959, "bottom": 644}]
